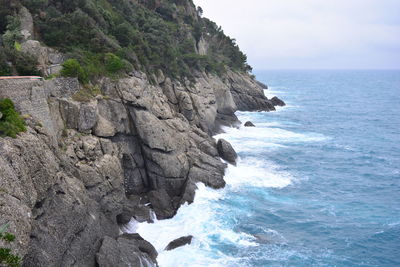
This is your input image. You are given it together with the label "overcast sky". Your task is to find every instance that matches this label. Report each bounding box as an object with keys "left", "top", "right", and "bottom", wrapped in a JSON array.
[{"left": 193, "top": 0, "right": 400, "bottom": 70}]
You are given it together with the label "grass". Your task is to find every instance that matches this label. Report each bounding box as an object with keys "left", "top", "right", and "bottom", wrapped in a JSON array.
[{"left": 72, "top": 85, "right": 101, "bottom": 102}]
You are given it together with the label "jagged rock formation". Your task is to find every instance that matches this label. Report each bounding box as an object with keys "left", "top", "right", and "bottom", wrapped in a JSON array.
[
  {"left": 228, "top": 71, "right": 276, "bottom": 111},
  {"left": 96, "top": 234, "right": 157, "bottom": 267},
  {"left": 0, "top": 66, "right": 277, "bottom": 266},
  {"left": 0, "top": 1, "right": 284, "bottom": 266},
  {"left": 271, "top": 96, "right": 286, "bottom": 107}
]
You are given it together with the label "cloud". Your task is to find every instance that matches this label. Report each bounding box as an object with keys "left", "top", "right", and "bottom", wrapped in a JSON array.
[{"left": 193, "top": 0, "right": 400, "bottom": 69}]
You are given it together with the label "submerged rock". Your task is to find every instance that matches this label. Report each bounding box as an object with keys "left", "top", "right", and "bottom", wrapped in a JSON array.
[
  {"left": 271, "top": 96, "right": 286, "bottom": 107},
  {"left": 217, "top": 139, "right": 238, "bottom": 165},
  {"left": 244, "top": 121, "right": 255, "bottom": 127},
  {"left": 165, "top": 235, "right": 193, "bottom": 251}
]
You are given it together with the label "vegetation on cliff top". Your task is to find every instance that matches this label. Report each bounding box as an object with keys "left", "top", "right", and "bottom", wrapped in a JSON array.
[
  {"left": 0, "top": 0, "right": 252, "bottom": 82},
  {"left": 0, "top": 98, "right": 27, "bottom": 138}
]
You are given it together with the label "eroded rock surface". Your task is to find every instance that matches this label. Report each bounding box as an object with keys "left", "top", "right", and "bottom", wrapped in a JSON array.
[
  {"left": 217, "top": 139, "right": 238, "bottom": 165},
  {"left": 96, "top": 234, "right": 157, "bottom": 267},
  {"left": 271, "top": 96, "right": 286, "bottom": 107},
  {"left": 165, "top": 236, "right": 193, "bottom": 251},
  {"left": 0, "top": 67, "right": 272, "bottom": 266}
]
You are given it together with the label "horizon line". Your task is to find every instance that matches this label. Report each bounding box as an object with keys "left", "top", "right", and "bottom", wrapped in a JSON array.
[{"left": 253, "top": 68, "right": 400, "bottom": 71}]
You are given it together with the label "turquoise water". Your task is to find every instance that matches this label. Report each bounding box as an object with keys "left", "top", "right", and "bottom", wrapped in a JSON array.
[{"left": 134, "top": 70, "right": 400, "bottom": 267}]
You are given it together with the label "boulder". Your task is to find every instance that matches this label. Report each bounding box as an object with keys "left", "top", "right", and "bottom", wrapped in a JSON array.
[
  {"left": 217, "top": 139, "right": 237, "bottom": 165},
  {"left": 270, "top": 96, "right": 286, "bottom": 107},
  {"left": 244, "top": 121, "right": 255, "bottom": 127},
  {"left": 96, "top": 234, "right": 157, "bottom": 267},
  {"left": 165, "top": 236, "right": 193, "bottom": 251}
]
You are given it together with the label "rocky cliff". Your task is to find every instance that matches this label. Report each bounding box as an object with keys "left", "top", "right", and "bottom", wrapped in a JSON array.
[
  {"left": 0, "top": 1, "right": 284, "bottom": 266},
  {"left": 0, "top": 69, "right": 282, "bottom": 266}
]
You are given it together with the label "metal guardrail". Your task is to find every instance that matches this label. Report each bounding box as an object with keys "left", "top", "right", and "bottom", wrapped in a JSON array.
[{"left": 0, "top": 76, "right": 43, "bottom": 80}]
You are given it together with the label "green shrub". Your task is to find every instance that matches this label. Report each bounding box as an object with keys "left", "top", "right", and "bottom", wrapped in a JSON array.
[
  {"left": 14, "top": 42, "right": 21, "bottom": 52},
  {"left": 60, "top": 59, "right": 88, "bottom": 83},
  {"left": 104, "top": 53, "right": 124, "bottom": 74},
  {"left": 0, "top": 223, "right": 21, "bottom": 267},
  {"left": 0, "top": 98, "right": 27, "bottom": 138}
]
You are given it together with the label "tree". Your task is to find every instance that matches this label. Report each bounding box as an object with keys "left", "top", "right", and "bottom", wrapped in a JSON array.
[{"left": 104, "top": 53, "right": 124, "bottom": 73}]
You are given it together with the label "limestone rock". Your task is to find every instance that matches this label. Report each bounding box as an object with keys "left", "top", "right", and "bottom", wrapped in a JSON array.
[
  {"left": 271, "top": 96, "right": 286, "bottom": 106},
  {"left": 94, "top": 115, "right": 116, "bottom": 137},
  {"left": 96, "top": 234, "right": 157, "bottom": 267},
  {"left": 244, "top": 121, "right": 255, "bottom": 127},
  {"left": 165, "top": 236, "right": 193, "bottom": 251},
  {"left": 0, "top": 57, "right": 284, "bottom": 266},
  {"left": 148, "top": 189, "right": 175, "bottom": 220},
  {"left": 217, "top": 139, "right": 238, "bottom": 165},
  {"left": 78, "top": 101, "right": 98, "bottom": 132},
  {"left": 227, "top": 70, "right": 276, "bottom": 112},
  {"left": 255, "top": 80, "right": 268, "bottom": 89}
]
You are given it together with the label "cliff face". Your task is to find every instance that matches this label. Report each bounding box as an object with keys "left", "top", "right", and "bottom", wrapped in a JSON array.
[
  {"left": 0, "top": 1, "right": 283, "bottom": 266},
  {"left": 0, "top": 69, "right": 277, "bottom": 266}
]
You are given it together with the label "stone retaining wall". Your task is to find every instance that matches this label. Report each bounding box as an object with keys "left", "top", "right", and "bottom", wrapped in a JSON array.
[{"left": 0, "top": 78, "right": 79, "bottom": 136}]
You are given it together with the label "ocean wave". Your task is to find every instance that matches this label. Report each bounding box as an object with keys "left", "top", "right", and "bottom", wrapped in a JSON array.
[
  {"left": 217, "top": 125, "right": 329, "bottom": 146},
  {"left": 126, "top": 182, "right": 260, "bottom": 267},
  {"left": 128, "top": 108, "right": 317, "bottom": 266},
  {"left": 225, "top": 157, "right": 293, "bottom": 189}
]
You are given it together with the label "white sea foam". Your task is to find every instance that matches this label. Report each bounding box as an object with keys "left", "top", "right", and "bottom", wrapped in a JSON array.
[
  {"left": 216, "top": 125, "right": 328, "bottom": 147},
  {"left": 225, "top": 158, "right": 293, "bottom": 189},
  {"left": 129, "top": 110, "right": 329, "bottom": 266},
  {"left": 126, "top": 183, "right": 258, "bottom": 267}
]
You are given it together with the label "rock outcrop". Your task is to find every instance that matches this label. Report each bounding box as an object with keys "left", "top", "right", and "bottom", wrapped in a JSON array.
[
  {"left": 271, "top": 96, "right": 286, "bottom": 107},
  {"left": 227, "top": 71, "right": 276, "bottom": 112},
  {"left": 165, "top": 236, "right": 193, "bottom": 251},
  {"left": 217, "top": 139, "right": 238, "bottom": 165},
  {"left": 244, "top": 121, "right": 256, "bottom": 127},
  {"left": 96, "top": 234, "right": 157, "bottom": 267}
]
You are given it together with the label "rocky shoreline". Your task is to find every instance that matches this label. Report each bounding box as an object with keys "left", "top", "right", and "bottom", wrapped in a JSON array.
[
  {"left": 0, "top": 1, "right": 287, "bottom": 265},
  {"left": 0, "top": 69, "right": 284, "bottom": 266}
]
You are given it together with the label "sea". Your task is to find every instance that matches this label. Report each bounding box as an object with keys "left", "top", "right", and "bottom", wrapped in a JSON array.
[{"left": 128, "top": 70, "right": 400, "bottom": 267}]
